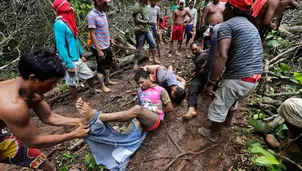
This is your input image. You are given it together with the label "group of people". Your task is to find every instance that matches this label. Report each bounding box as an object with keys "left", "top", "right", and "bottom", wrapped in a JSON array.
[{"left": 0, "top": 0, "right": 300, "bottom": 170}]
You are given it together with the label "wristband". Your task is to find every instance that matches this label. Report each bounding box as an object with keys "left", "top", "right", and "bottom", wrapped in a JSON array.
[{"left": 206, "top": 79, "right": 217, "bottom": 86}]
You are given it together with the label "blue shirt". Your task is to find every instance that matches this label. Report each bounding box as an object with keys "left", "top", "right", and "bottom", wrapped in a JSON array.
[{"left": 53, "top": 19, "right": 84, "bottom": 69}]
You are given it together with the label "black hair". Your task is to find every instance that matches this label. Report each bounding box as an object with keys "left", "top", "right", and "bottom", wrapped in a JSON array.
[
  {"left": 173, "top": 86, "right": 186, "bottom": 105},
  {"left": 226, "top": 2, "right": 250, "bottom": 18},
  {"left": 18, "top": 48, "right": 65, "bottom": 81},
  {"left": 134, "top": 69, "right": 149, "bottom": 82},
  {"left": 190, "top": 41, "right": 200, "bottom": 49}
]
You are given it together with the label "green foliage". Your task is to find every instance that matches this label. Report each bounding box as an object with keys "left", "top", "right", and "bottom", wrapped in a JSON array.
[
  {"left": 59, "top": 152, "right": 78, "bottom": 171},
  {"left": 273, "top": 63, "right": 291, "bottom": 76},
  {"left": 58, "top": 84, "right": 69, "bottom": 93},
  {"left": 293, "top": 72, "right": 302, "bottom": 84},
  {"left": 248, "top": 119, "right": 270, "bottom": 134},
  {"left": 274, "top": 124, "right": 288, "bottom": 139},
  {"left": 248, "top": 145, "right": 286, "bottom": 171},
  {"left": 266, "top": 31, "right": 287, "bottom": 55},
  {"left": 84, "top": 152, "right": 105, "bottom": 171}
]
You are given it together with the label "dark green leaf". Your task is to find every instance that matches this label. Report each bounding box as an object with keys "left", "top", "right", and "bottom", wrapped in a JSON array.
[{"left": 248, "top": 119, "right": 270, "bottom": 134}]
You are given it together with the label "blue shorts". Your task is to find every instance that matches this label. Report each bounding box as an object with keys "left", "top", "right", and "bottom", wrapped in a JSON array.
[
  {"left": 135, "top": 31, "right": 157, "bottom": 54},
  {"left": 184, "top": 24, "right": 193, "bottom": 40}
]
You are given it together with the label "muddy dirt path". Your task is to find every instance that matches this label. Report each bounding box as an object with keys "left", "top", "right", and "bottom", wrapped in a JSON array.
[{"left": 0, "top": 43, "right": 253, "bottom": 171}]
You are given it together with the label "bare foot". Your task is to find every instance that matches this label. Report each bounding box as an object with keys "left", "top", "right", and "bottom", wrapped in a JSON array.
[{"left": 76, "top": 98, "right": 94, "bottom": 122}]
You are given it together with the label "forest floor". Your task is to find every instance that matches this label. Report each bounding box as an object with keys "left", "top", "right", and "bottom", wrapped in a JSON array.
[{"left": 0, "top": 42, "right": 257, "bottom": 171}]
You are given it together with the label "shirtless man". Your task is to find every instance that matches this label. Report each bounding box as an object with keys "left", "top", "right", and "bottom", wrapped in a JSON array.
[
  {"left": 202, "top": 0, "right": 225, "bottom": 26},
  {"left": 250, "top": 0, "right": 299, "bottom": 39},
  {"left": 169, "top": 0, "right": 193, "bottom": 56},
  {"left": 0, "top": 49, "right": 89, "bottom": 171}
]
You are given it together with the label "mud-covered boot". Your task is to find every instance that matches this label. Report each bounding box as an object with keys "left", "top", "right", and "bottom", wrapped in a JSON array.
[
  {"left": 96, "top": 73, "right": 111, "bottom": 93},
  {"left": 105, "top": 70, "right": 117, "bottom": 85},
  {"left": 182, "top": 107, "right": 197, "bottom": 121}
]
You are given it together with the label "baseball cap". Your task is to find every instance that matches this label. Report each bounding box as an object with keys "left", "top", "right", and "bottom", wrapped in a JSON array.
[{"left": 228, "top": 0, "right": 253, "bottom": 12}]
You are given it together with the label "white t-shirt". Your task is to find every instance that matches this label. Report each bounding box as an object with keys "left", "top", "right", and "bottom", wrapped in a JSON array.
[
  {"left": 148, "top": 5, "right": 160, "bottom": 23},
  {"left": 185, "top": 7, "right": 197, "bottom": 27}
]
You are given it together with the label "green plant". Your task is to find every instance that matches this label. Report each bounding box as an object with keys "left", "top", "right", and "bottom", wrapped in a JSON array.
[
  {"left": 293, "top": 72, "right": 302, "bottom": 84},
  {"left": 273, "top": 63, "right": 291, "bottom": 76},
  {"left": 59, "top": 152, "right": 78, "bottom": 171},
  {"left": 274, "top": 124, "right": 288, "bottom": 139},
  {"left": 58, "top": 84, "right": 69, "bottom": 93},
  {"left": 84, "top": 152, "right": 105, "bottom": 171},
  {"left": 248, "top": 119, "right": 270, "bottom": 134},
  {"left": 266, "top": 31, "right": 287, "bottom": 55}
]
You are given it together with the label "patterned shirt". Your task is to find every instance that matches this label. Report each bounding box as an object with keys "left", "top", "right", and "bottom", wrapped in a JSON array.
[
  {"left": 137, "top": 86, "right": 171, "bottom": 120},
  {"left": 87, "top": 8, "right": 110, "bottom": 50}
]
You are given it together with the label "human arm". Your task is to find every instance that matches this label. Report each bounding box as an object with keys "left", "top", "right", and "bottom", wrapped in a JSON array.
[
  {"left": 176, "top": 75, "right": 186, "bottom": 88},
  {"left": 134, "top": 13, "right": 156, "bottom": 26},
  {"left": 157, "top": 7, "right": 161, "bottom": 30},
  {"left": 202, "top": 5, "right": 209, "bottom": 27},
  {"left": 1, "top": 102, "right": 89, "bottom": 148},
  {"left": 87, "top": 15, "right": 105, "bottom": 58},
  {"left": 263, "top": 0, "right": 279, "bottom": 29},
  {"left": 193, "top": 9, "right": 197, "bottom": 30},
  {"left": 160, "top": 89, "right": 173, "bottom": 113},
  {"left": 53, "top": 21, "right": 75, "bottom": 69},
  {"left": 288, "top": 0, "right": 299, "bottom": 9},
  {"left": 33, "top": 100, "right": 85, "bottom": 127},
  {"left": 185, "top": 9, "right": 193, "bottom": 26}
]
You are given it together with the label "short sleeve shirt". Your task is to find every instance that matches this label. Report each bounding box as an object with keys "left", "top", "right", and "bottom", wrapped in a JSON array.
[
  {"left": 218, "top": 17, "right": 263, "bottom": 79},
  {"left": 156, "top": 66, "right": 184, "bottom": 90},
  {"left": 148, "top": 5, "right": 160, "bottom": 23},
  {"left": 133, "top": 2, "right": 149, "bottom": 33},
  {"left": 87, "top": 9, "right": 110, "bottom": 49}
]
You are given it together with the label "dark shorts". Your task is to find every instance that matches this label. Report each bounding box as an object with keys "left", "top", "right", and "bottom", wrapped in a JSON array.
[
  {"left": 184, "top": 24, "right": 193, "bottom": 40},
  {"left": 92, "top": 46, "right": 113, "bottom": 74},
  {"left": 0, "top": 134, "right": 46, "bottom": 169}
]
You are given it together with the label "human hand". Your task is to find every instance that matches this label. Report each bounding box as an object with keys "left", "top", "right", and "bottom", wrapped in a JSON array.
[
  {"left": 68, "top": 68, "right": 76, "bottom": 76},
  {"left": 98, "top": 50, "right": 104, "bottom": 59},
  {"left": 204, "top": 84, "right": 214, "bottom": 100},
  {"left": 149, "top": 21, "right": 157, "bottom": 26},
  {"left": 81, "top": 57, "right": 87, "bottom": 62},
  {"left": 72, "top": 125, "right": 90, "bottom": 138},
  {"left": 110, "top": 38, "right": 116, "bottom": 46},
  {"left": 271, "top": 23, "right": 277, "bottom": 30}
]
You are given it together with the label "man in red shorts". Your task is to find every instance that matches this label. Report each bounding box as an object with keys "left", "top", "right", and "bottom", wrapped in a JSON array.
[{"left": 169, "top": 0, "right": 193, "bottom": 57}]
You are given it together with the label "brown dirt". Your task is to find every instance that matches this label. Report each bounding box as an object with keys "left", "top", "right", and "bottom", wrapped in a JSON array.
[{"left": 0, "top": 43, "right": 256, "bottom": 171}]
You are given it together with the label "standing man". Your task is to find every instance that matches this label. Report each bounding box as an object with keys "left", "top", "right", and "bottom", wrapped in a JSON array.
[
  {"left": 88, "top": 0, "right": 117, "bottom": 93},
  {"left": 169, "top": 0, "right": 193, "bottom": 56},
  {"left": 0, "top": 48, "right": 89, "bottom": 171},
  {"left": 133, "top": 0, "right": 160, "bottom": 70},
  {"left": 53, "top": 0, "right": 98, "bottom": 100},
  {"left": 148, "top": 0, "right": 161, "bottom": 61},
  {"left": 202, "top": 0, "right": 225, "bottom": 27},
  {"left": 182, "top": 24, "right": 220, "bottom": 121},
  {"left": 184, "top": 0, "right": 197, "bottom": 47},
  {"left": 199, "top": 0, "right": 263, "bottom": 142}
]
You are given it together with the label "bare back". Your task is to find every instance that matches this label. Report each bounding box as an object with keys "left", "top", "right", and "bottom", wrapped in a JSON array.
[
  {"left": 204, "top": 2, "right": 225, "bottom": 26},
  {"left": 173, "top": 9, "right": 190, "bottom": 26}
]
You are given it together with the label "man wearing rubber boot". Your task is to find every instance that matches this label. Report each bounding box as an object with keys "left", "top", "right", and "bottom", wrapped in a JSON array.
[
  {"left": 132, "top": 0, "right": 160, "bottom": 69},
  {"left": 200, "top": 0, "right": 263, "bottom": 142},
  {"left": 88, "top": 0, "right": 117, "bottom": 93}
]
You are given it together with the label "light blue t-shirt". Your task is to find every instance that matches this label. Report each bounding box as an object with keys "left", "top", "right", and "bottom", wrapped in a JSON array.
[
  {"left": 53, "top": 19, "right": 84, "bottom": 69},
  {"left": 156, "top": 66, "right": 184, "bottom": 89}
]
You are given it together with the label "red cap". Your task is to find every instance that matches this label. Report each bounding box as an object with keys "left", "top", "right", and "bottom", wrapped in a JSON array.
[{"left": 228, "top": 0, "right": 253, "bottom": 12}]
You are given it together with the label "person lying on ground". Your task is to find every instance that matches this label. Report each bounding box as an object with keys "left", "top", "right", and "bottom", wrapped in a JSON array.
[
  {"left": 53, "top": 0, "right": 99, "bottom": 100},
  {"left": 200, "top": 0, "right": 263, "bottom": 142},
  {"left": 182, "top": 23, "right": 221, "bottom": 121},
  {"left": 169, "top": 0, "right": 193, "bottom": 56},
  {"left": 184, "top": 0, "right": 198, "bottom": 47},
  {"left": 88, "top": 0, "right": 117, "bottom": 93},
  {"left": 0, "top": 48, "right": 90, "bottom": 171},
  {"left": 141, "top": 65, "right": 186, "bottom": 104},
  {"left": 132, "top": 0, "right": 160, "bottom": 70},
  {"left": 74, "top": 70, "right": 173, "bottom": 170}
]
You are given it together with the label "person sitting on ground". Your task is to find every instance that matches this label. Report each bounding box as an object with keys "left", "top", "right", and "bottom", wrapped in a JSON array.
[
  {"left": 132, "top": 0, "right": 160, "bottom": 70},
  {"left": 184, "top": 0, "right": 198, "bottom": 47},
  {"left": 182, "top": 22, "right": 220, "bottom": 121},
  {"left": 0, "top": 48, "right": 90, "bottom": 171},
  {"left": 53, "top": 0, "right": 99, "bottom": 100},
  {"left": 169, "top": 0, "right": 193, "bottom": 56},
  {"left": 75, "top": 69, "right": 173, "bottom": 170},
  {"left": 200, "top": 0, "right": 263, "bottom": 142},
  {"left": 159, "top": 16, "right": 170, "bottom": 44},
  {"left": 141, "top": 65, "right": 186, "bottom": 104}
]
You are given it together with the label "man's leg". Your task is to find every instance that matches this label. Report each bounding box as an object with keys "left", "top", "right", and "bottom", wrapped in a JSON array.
[
  {"left": 0, "top": 135, "right": 54, "bottom": 171},
  {"left": 104, "top": 47, "right": 117, "bottom": 85},
  {"left": 146, "top": 31, "right": 160, "bottom": 64},
  {"left": 76, "top": 98, "right": 159, "bottom": 130},
  {"left": 183, "top": 76, "right": 202, "bottom": 121},
  {"left": 134, "top": 33, "right": 146, "bottom": 69},
  {"left": 69, "top": 86, "right": 78, "bottom": 100}
]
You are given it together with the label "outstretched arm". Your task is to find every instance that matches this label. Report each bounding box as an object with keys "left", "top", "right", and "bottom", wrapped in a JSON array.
[{"left": 263, "top": 0, "right": 279, "bottom": 29}]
